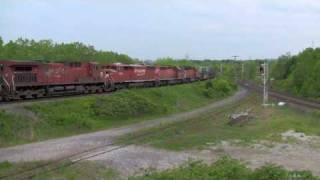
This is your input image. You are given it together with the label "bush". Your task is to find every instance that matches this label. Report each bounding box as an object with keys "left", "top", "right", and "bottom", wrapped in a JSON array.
[
  {"left": 0, "top": 111, "right": 12, "bottom": 138},
  {"left": 203, "top": 78, "right": 236, "bottom": 98},
  {"left": 130, "top": 157, "right": 319, "bottom": 180},
  {"left": 251, "top": 164, "right": 288, "bottom": 180},
  {"left": 91, "top": 90, "right": 166, "bottom": 119}
]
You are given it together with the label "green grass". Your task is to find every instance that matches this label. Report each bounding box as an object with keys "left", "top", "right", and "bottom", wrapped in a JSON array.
[
  {"left": 0, "top": 161, "right": 120, "bottom": 180},
  {"left": 118, "top": 93, "right": 320, "bottom": 151},
  {"left": 0, "top": 78, "right": 237, "bottom": 147},
  {"left": 129, "top": 156, "right": 318, "bottom": 180},
  {"left": 1, "top": 157, "right": 317, "bottom": 180}
]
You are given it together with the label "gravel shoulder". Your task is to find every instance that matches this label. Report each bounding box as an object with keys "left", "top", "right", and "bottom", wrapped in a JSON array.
[
  {"left": 85, "top": 141, "right": 320, "bottom": 177},
  {"left": 0, "top": 88, "right": 248, "bottom": 162}
]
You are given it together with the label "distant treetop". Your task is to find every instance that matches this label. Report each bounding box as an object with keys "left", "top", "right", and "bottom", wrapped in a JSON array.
[{"left": 0, "top": 37, "right": 136, "bottom": 64}]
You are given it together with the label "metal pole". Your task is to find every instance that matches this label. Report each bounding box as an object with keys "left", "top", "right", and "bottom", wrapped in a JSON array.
[
  {"left": 242, "top": 63, "right": 244, "bottom": 79},
  {"left": 220, "top": 64, "right": 223, "bottom": 75},
  {"left": 263, "top": 61, "right": 268, "bottom": 106}
]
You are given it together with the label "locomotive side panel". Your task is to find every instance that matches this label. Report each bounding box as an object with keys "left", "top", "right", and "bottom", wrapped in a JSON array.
[
  {"left": 185, "top": 67, "right": 198, "bottom": 81},
  {"left": 158, "top": 66, "right": 178, "bottom": 80}
]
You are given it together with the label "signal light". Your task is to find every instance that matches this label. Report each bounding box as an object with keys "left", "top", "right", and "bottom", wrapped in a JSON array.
[{"left": 259, "top": 65, "right": 264, "bottom": 74}]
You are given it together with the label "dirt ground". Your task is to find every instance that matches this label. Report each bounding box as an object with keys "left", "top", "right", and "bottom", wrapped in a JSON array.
[
  {"left": 2, "top": 88, "right": 320, "bottom": 178},
  {"left": 87, "top": 130, "right": 320, "bottom": 177},
  {"left": 85, "top": 140, "right": 320, "bottom": 178},
  {"left": 0, "top": 88, "right": 248, "bottom": 162}
]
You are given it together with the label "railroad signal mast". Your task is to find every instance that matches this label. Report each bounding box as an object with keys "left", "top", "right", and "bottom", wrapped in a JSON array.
[{"left": 260, "top": 61, "right": 269, "bottom": 106}]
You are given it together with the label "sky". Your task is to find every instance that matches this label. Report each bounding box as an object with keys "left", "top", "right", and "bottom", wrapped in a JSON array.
[{"left": 0, "top": 0, "right": 320, "bottom": 60}]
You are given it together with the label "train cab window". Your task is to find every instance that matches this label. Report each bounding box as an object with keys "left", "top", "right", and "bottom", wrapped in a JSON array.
[
  {"left": 68, "top": 62, "right": 81, "bottom": 68},
  {"left": 14, "top": 66, "right": 32, "bottom": 71},
  {"left": 0, "top": 64, "right": 3, "bottom": 71},
  {"left": 110, "top": 66, "right": 117, "bottom": 70}
]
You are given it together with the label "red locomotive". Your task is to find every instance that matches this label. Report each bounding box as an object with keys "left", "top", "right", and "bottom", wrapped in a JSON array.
[{"left": 0, "top": 60, "right": 213, "bottom": 101}]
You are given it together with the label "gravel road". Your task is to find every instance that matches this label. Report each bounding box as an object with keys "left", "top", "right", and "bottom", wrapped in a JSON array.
[{"left": 0, "top": 88, "right": 248, "bottom": 162}]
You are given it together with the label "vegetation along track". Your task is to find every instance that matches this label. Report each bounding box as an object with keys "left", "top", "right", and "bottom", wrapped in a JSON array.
[
  {"left": 0, "top": 80, "right": 205, "bottom": 108},
  {"left": 0, "top": 88, "right": 248, "bottom": 179},
  {"left": 240, "top": 80, "right": 320, "bottom": 110}
]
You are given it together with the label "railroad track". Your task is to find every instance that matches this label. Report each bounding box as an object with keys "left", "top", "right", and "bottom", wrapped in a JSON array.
[
  {"left": 0, "top": 90, "right": 113, "bottom": 107},
  {"left": 240, "top": 81, "right": 320, "bottom": 110},
  {"left": 0, "top": 80, "right": 209, "bottom": 107},
  {"left": 0, "top": 89, "right": 252, "bottom": 179},
  {"left": 5, "top": 83, "right": 319, "bottom": 179}
]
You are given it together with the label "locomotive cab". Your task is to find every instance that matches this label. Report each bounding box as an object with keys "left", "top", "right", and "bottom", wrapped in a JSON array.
[
  {"left": 0, "top": 64, "right": 4, "bottom": 95},
  {"left": 12, "top": 65, "right": 38, "bottom": 86}
]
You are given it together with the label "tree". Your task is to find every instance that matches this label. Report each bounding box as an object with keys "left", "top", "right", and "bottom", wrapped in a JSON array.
[{"left": 0, "top": 37, "right": 135, "bottom": 64}]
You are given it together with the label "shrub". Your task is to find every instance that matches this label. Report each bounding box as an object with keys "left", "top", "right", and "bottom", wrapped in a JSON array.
[
  {"left": 0, "top": 111, "right": 12, "bottom": 138},
  {"left": 91, "top": 91, "right": 166, "bottom": 119},
  {"left": 251, "top": 164, "right": 288, "bottom": 180},
  {"left": 203, "top": 78, "right": 236, "bottom": 98},
  {"left": 207, "top": 156, "right": 251, "bottom": 180},
  {"left": 212, "top": 78, "right": 232, "bottom": 94},
  {"left": 130, "top": 157, "right": 319, "bottom": 180}
]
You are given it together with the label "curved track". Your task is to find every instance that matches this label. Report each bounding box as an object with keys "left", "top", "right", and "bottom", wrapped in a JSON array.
[
  {"left": 240, "top": 81, "right": 320, "bottom": 110},
  {"left": 0, "top": 88, "right": 248, "bottom": 179}
]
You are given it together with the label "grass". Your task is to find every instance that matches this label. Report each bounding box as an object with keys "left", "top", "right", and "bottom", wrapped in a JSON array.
[
  {"left": 130, "top": 156, "right": 318, "bottom": 180},
  {"left": 118, "top": 93, "right": 320, "bottom": 151},
  {"left": 0, "top": 161, "right": 120, "bottom": 180},
  {"left": 0, "top": 78, "right": 237, "bottom": 147},
  {"left": 0, "top": 157, "right": 317, "bottom": 180}
]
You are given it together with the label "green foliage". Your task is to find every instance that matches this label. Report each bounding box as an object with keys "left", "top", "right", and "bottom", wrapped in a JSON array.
[
  {"left": 130, "top": 157, "right": 319, "bottom": 180},
  {"left": 251, "top": 164, "right": 288, "bottom": 180},
  {"left": 0, "top": 37, "right": 135, "bottom": 63},
  {"left": 0, "top": 80, "right": 236, "bottom": 147},
  {"left": 270, "top": 48, "right": 320, "bottom": 99},
  {"left": 129, "top": 157, "right": 250, "bottom": 180},
  {"left": 0, "top": 161, "right": 12, "bottom": 171},
  {"left": 0, "top": 110, "right": 32, "bottom": 146},
  {"left": 91, "top": 90, "right": 167, "bottom": 119},
  {"left": 119, "top": 93, "right": 320, "bottom": 151},
  {"left": 0, "top": 161, "right": 120, "bottom": 180},
  {"left": 204, "top": 78, "right": 236, "bottom": 98}
]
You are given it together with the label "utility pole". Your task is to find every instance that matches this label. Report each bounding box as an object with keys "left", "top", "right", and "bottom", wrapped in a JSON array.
[
  {"left": 241, "top": 63, "right": 245, "bottom": 80},
  {"left": 232, "top": 55, "right": 239, "bottom": 60},
  {"left": 231, "top": 56, "right": 239, "bottom": 80},
  {"left": 262, "top": 61, "right": 269, "bottom": 106},
  {"left": 220, "top": 63, "right": 223, "bottom": 75}
]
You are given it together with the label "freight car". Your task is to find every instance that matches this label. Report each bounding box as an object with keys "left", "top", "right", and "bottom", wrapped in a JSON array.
[{"left": 0, "top": 60, "right": 214, "bottom": 101}]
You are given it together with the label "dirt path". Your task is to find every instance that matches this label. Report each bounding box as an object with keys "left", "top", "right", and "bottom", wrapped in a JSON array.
[
  {"left": 0, "top": 88, "right": 248, "bottom": 162},
  {"left": 86, "top": 141, "right": 320, "bottom": 177},
  {"left": 1, "top": 88, "right": 320, "bottom": 178}
]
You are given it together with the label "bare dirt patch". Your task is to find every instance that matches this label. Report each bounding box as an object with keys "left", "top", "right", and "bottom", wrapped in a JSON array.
[
  {"left": 85, "top": 139, "right": 320, "bottom": 178},
  {"left": 0, "top": 88, "right": 248, "bottom": 162}
]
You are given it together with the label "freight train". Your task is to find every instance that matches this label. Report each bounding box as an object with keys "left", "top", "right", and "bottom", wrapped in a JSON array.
[{"left": 0, "top": 60, "right": 214, "bottom": 101}]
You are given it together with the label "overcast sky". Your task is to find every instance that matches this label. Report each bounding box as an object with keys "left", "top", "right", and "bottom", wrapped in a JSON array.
[{"left": 1, "top": 0, "right": 319, "bottom": 60}]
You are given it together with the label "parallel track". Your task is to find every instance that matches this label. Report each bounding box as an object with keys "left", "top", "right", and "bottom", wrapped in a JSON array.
[
  {"left": 0, "top": 88, "right": 252, "bottom": 179},
  {"left": 0, "top": 80, "right": 206, "bottom": 107},
  {"left": 3, "top": 81, "right": 320, "bottom": 179},
  {"left": 240, "top": 81, "right": 320, "bottom": 110}
]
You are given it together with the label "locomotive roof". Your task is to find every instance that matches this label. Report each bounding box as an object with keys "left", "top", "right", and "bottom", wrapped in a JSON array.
[
  {"left": 0, "top": 60, "right": 43, "bottom": 66},
  {"left": 108, "top": 63, "right": 154, "bottom": 67}
]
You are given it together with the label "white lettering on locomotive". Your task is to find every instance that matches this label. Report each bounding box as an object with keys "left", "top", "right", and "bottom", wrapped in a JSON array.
[{"left": 134, "top": 68, "right": 146, "bottom": 76}]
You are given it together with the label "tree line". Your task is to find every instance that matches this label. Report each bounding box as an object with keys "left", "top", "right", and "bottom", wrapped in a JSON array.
[
  {"left": 0, "top": 37, "right": 135, "bottom": 64},
  {"left": 270, "top": 48, "right": 320, "bottom": 99},
  {"left": 239, "top": 48, "right": 320, "bottom": 99}
]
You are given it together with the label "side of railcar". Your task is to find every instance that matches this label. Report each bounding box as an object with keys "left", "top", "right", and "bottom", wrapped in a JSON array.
[
  {"left": 103, "top": 64, "right": 159, "bottom": 88},
  {"left": 0, "top": 60, "right": 111, "bottom": 100}
]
